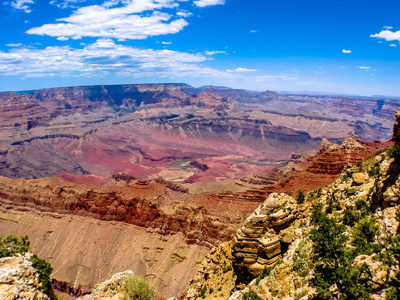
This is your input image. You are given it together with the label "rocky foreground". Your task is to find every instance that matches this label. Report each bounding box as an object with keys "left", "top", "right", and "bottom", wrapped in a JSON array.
[{"left": 0, "top": 255, "right": 50, "bottom": 299}]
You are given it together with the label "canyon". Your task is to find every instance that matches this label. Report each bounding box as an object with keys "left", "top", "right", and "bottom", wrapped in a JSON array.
[
  {"left": 0, "top": 84, "right": 398, "bottom": 182},
  {"left": 0, "top": 83, "right": 398, "bottom": 299}
]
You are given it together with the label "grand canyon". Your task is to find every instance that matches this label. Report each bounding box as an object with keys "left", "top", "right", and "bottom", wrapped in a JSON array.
[{"left": 0, "top": 83, "right": 399, "bottom": 299}]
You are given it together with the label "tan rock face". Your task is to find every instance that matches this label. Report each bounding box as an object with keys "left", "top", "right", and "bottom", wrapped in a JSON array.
[
  {"left": 231, "top": 193, "right": 298, "bottom": 277},
  {"left": 0, "top": 255, "right": 50, "bottom": 300},
  {"left": 0, "top": 207, "right": 209, "bottom": 299},
  {"left": 77, "top": 270, "right": 134, "bottom": 300},
  {"left": 352, "top": 172, "right": 367, "bottom": 185},
  {"left": 183, "top": 242, "right": 236, "bottom": 300}
]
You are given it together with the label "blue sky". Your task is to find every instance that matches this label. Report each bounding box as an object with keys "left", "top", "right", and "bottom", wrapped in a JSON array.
[{"left": 1, "top": 0, "right": 400, "bottom": 96}]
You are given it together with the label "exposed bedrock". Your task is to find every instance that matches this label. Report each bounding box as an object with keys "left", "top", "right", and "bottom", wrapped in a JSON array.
[
  {"left": 231, "top": 193, "right": 298, "bottom": 281},
  {"left": 0, "top": 177, "right": 241, "bottom": 246}
]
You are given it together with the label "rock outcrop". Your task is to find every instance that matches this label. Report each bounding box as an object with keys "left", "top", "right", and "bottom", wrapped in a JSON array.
[
  {"left": 231, "top": 193, "right": 298, "bottom": 278},
  {"left": 77, "top": 270, "right": 134, "bottom": 300},
  {"left": 184, "top": 242, "right": 236, "bottom": 300},
  {"left": 0, "top": 255, "right": 50, "bottom": 299}
]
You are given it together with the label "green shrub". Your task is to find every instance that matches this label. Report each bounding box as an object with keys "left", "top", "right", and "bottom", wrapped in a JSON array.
[
  {"left": 0, "top": 236, "right": 56, "bottom": 299},
  {"left": 310, "top": 207, "right": 374, "bottom": 299},
  {"left": 29, "top": 254, "right": 57, "bottom": 299},
  {"left": 343, "top": 206, "right": 359, "bottom": 227},
  {"left": 310, "top": 202, "right": 325, "bottom": 225},
  {"left": 387, "top": 146, "right": 400, "bottom": 159},
  {"left": 0, "top": 235, "right": 30, "bottom": 258},
  {"left": 368, "top": 165, "right": 380, "bottom": 177},
  {"left": 256, "top": 264, "right": 275, "bottom": 285},
  {"left": 124, "top": 276, "right": 157, "bottom": 300},
  {"left": 345, "top": 187, "right": 356, "bottom": 196},
  {"left": 375, "top": 235, "right": 400, "bottom": 298},
  {"left": 295, "top": 291, "right": 308, "bottom": 300},
  {"left": 341, "top": 173, "right": 352, "bottom": 182},
  {"left": 308, "top": 188, "right": 322, "bottom": 201},
  {"left": 293, "top": 240, "right": 309, "bottom": 273},
  {"left": 355, "top": 199, "right": 373, "bottom": 218},
  {"left": 296, "top": 189, "right": 305, "bottom": 204},
  {"left": 351, "top": 216, "right": 380, "bottom": 254},
  {"left": 222, "top": 262, "right": 233, "bottom": 273},
  {"left": 242, "top": 291, "right": 263, "bottom": 300},
  {"left": 326, "top": 193, "right": 338, "bottom": 214},
  {"left": 198, "top": 285, "right": 207, "bottom": 298}
]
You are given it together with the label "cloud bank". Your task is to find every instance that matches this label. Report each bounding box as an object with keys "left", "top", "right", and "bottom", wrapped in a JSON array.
[
  {"left": 27, "top": 0, "right": 189, "bottom": 40},
  {"left": 0, "top": 39, "right": 226, "bottom": 78},
  {"left": 193, "top": 0, "right": 224, "bottom": 8},
  {"left": 371, "top": 29, "right": 400, "bottom": 42}
]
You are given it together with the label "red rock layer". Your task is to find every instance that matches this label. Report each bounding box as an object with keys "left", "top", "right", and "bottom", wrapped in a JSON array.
[
  {"left": 0, "top": 176, "right": 252, "bottom": 247},
  {"left": 259, "top": 137, "right": 392, "bottom": 196},
  {"left": 202, "top": 137, "right": 392, "bottom": 204}
]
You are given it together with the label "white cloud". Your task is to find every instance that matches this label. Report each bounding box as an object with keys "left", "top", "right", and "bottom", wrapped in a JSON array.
[
  {"left": 6, "top": 43, "right": 23, "bottom": 47},
  {"left": 50, "top": 0, "right": 89, "bottom": 9},
  {"left": 370, "top": 29, "right": 400, "bottom": 42},
  {"left": 11, "top": 0, "right": 34, "bottom": 13},
  {"left": 226, "top": 67, "right": 259, "bottom": 73},
  {"left": 27, "top": 0, "right": 189, "bottom": 40},
  {"left": 204, "top": 50, "right": 225, "bottom": 55},
  {"left": 384, "top": 26, "right": 393, "bottom": 30},
  {"left": 356, "top": 66, "right": 371, "bottom": 70},
  {"left": 57, "top": 36, "right": 69, "bottom": 41},
  {"left": 250, "top": 30, "right": 257, "bottom": 33},
  {"left": 0, "top": 40, "right": 301, "bottom": 89},
  {"left": 342, "top": 49, "right": 351, "bottom": 53},
  {"left": 162, "top": 41, "right": 172, "bottom": 44},
  {"left": 177, "top": 11, "right": 192, "bottom": 17},
  {"left": 252, "top": 74, "right": 297, "bottom": 82},
  {"left": 390, "top": 43, "right": 397, "bottom": 47},
  {"left": 193, "top": 0, "right": 224, "bottom": 7},
  {"left": 0, "top": 39, "right": 228, "bottom": 79}
]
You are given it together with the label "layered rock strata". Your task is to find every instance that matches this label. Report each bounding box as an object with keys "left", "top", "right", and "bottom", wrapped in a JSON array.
[
  {"left": 232, "top": 193, "right": 298, "bottom": 278},
  {"left": 0, "top": 176, "right": 238, "bottom": 246}
]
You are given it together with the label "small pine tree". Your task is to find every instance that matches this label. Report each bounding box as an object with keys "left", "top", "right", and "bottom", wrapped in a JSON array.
[
  {"left": 310, "top": 204, "right": 373, "bottom": 299},
  {"left": 296, "top": 189, "right": 305, "bottom": 204},
  {"left": 351, "top": 216, "right": 380, "bottom": 254}
]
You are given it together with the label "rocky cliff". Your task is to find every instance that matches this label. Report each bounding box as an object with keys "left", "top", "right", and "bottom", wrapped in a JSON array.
[{"left": 183, "top": 110, "right": 400, "bottom": 300}]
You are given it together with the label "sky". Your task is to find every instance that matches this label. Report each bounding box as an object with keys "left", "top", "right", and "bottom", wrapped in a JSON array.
[{"left": 1, "top": 0, "right": 400, "bottom": 96}]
